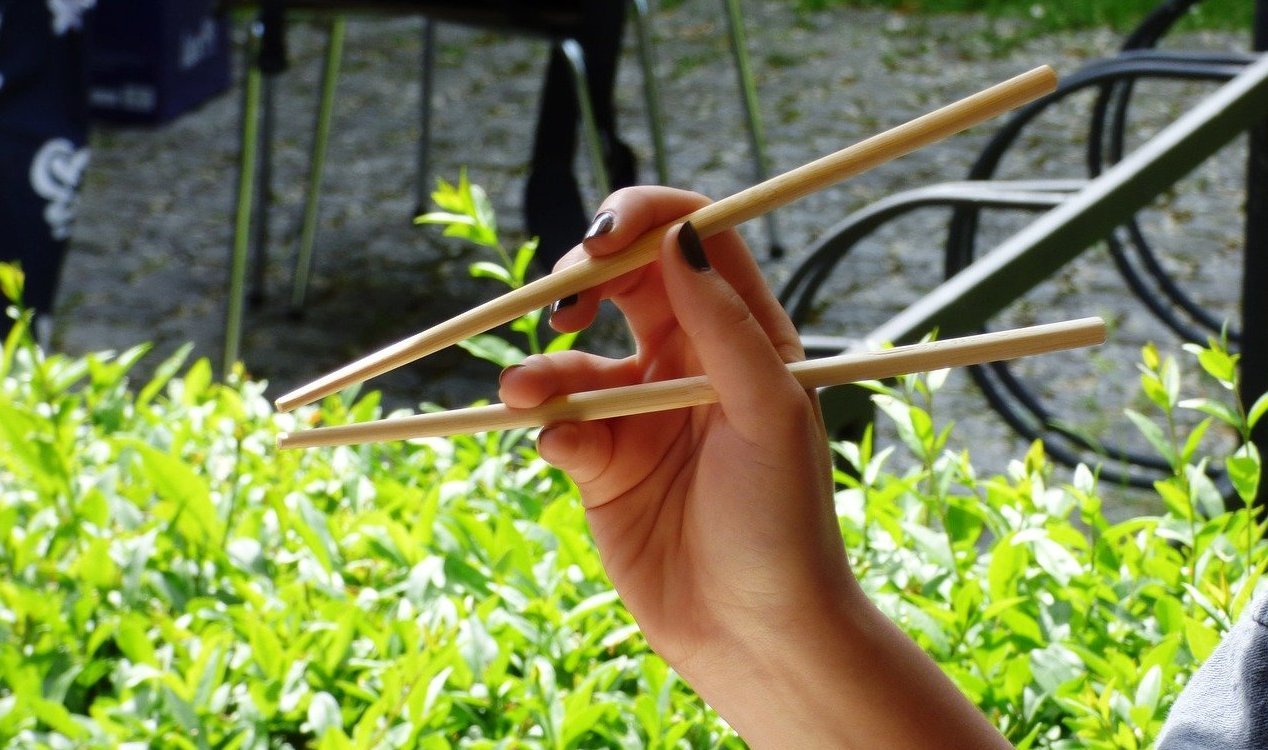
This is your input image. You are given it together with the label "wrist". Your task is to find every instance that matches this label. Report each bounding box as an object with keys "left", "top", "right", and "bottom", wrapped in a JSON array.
[
  {"left": 673, "top": 584, "right": 1009, "bottom": 749},
  {"left": 672, "top": 580, "right": 870, "bottom": 746}
]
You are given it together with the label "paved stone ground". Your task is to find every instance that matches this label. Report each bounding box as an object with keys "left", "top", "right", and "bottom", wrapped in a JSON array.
[{"left": 62, "top": 3, "right": 1249, "bottom": 497}]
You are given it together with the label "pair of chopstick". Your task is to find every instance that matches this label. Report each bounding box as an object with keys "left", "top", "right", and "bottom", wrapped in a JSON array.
[
  {"left": 273, "top": 65, "right": 1070, "bottom": 449},
  {"left": 276, "top": 317, "right": 1106, "bottom": 449},
  {"left": 273, "top": 65, "right": 1058, "bottom": 414}
]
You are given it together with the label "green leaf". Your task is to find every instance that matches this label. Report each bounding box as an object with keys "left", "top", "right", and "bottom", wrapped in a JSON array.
[
  {"left": 1134, "top": 665, "right": 1162, "bottom": 714},
  {"left": 1185, "top": 616, "right": 1222, "bottom": 661},
  {"left": 908, "top": 405, "right": 936, "bottom": 459},
  {"left": 1227, "top": 444, "right": 1261, "bottom": 506},
  {"left": 293, "top": 493, "right": 341, "bottom": 571},
  {"left": 1030, "top": 644, "right": 1082, "bottom": 694},
  {"left": 509, "top": 315, "right": 539, "bottom": 339},
  {"left": 905, "top": 522, "right": 953, "bottom": 570},
  {"left": 32, "top": 698, "right": 88, "bottom": 740},
  {"left": 562, "top": 680, "right": 610, "bottom": 747},
  {"left": 1141, "top": 342, "right": 1160, "bottom": 370},
  {"left": 1178, "top": 397, "right": 1241, "bottom": 429},
  {"left": 1179, "top": 418, "right": 1212, "bottom": 466},
  {"left": 0, "top": 264, "right": 21, "bottom": 305},
  {"left": 987, "top": 536, "right": 1026, "bottom": 600},
  {"left": 470, "top": 183, "right": 497, "bottom": 239},
  {"left": 457, "top": 334, "right": 527, "bottom": 369},
  {"left": 1185, "top": 462, "right": 1225, "bottom": 518},
  {"left": 998, "top": 607, "right": 1046, "bottom": 648},
  {"left": 116, "top": 613, "right": 157, "bottom": 665},
  {"left": 307, "top": 692, "right": 343, "bottom": 738},
  {"left": 1032, "top": 536, "right": 1081, "bottom": 586},
  {"left": 1125, "top": 409, "right": 1177, "bottom": 467},
  {"left": 1139, "top": 372, "right": 1171, "bottom": 413},
  {"left": 126, "top": 440, "right": 222, "bottom": 547},
  {"left": 1072, "top": 463, "right": 1096, "bottom": 494},
  {"left": 565, "top": 590, "right": 622, "bottom": 624},
  {"left": 426, "top": 176, "right": 462, "bottom": 213},
  {"left": 1154, "top": 595, "right": 1185, "bottom": 635},
  {"left": 1161, "top": 356, "right": 1181, "bottom": 409},
  {"left": 1248, "top": 391, "right": 1268, "bottom": 431},
  {"left": 248, "top": 619, "right": 285, "bottom": 682},
  {"left": 137, "top": 343, "right": 193, "bottom": 408},
  {"left": 162, "top": 685, "right": 199, "bottom": 735},
  {"left": 77, "top": 537, "right": 119, "bottom": 588},
  {"left": 544, "top": 330, "right": 579, "bottom": 354},
  {"left": 0, "top": 403, "right": 64, "bottom": 495},
  {"left": 468, "top": 261, "right": 513, "bottom": 285},
  {"left": 872, "top": 394, "right": 924, "bottom": 456},
  {"left": 1183, "top": 341, "right": 1238, "bottom": 388},
  {"left": 1155, "top": 477, "right": 1192, "bottom": 520},
  {"left": 925, "top": 367, "right": 950, "bottom": 393},
  {"left": 180, "top": 358, "right": 213, "bottom": 404},
  {"left": 414, "top": 210, "right": 477, "bottom": 228},
  {"left": 512, "top": 239, "right": 537, "bottom": 285},
  {"left": 0, "top": 310, "right": 31, "bottom": 377}
]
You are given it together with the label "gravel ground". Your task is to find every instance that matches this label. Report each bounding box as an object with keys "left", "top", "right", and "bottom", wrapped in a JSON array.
[{"left": 62, "top": 3, "right": 1251, "bottom": 501}]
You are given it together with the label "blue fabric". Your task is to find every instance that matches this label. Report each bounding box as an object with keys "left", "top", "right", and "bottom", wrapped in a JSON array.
[
  {"left": 0, "top": 0, "right": 92, "bottom": 315},
  {"left": 1156, "top": 590, "right": 1268, "bottom": 749}
]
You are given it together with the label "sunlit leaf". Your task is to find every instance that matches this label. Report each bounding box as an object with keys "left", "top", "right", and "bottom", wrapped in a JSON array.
[
  {"left": 1178, "top": 397, "right": 1241, "bottom": 429},
  {"left": 306, "top": 692, "right": 343, "bottom": 738},
  {"left": 457, "top": 333, "right": 527, "bottom": 368},
  {"left": 1183, "top": 341, "right": 1238, "bottom": 388},
  {"left": 0, "top": 263, "right": 24, "bottom": 305},
  {"left": 1185, "top": 617, "right": 1222, "bottom": 662},
  {"left": 1248, "top": 391, "right": 1268, "bottom": 431},
  {"left": 1227, "top": 444, "right": 1262, "bottom": 505},
  {"left": 1125, "top": 408, "right": 1177, "bottom": 467}
]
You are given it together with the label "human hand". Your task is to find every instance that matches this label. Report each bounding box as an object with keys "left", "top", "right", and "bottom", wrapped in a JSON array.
[
  {"left": 499, "top": 186, "right": 1010, "bottom": 749},
  {"left": 500, "top": 187, "right": 855, "bottom": 670}
]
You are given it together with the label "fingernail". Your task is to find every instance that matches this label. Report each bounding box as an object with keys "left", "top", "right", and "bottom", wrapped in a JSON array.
[
  {"left": 550, "top": 294, "right": 579, "bottom": 317},
  {"left": 583, "top": 210, "right": 616, "bottom": 242},
  {"left": 677, "top": 221, "right": 710, "bottom": 272},
  {"left": 498, "top": 364, "right": 525, "bottom": 387}
]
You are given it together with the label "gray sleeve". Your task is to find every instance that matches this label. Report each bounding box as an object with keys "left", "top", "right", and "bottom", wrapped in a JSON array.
[{"left": 1155, "top": 590, "right": 1268, "bottom": 750}]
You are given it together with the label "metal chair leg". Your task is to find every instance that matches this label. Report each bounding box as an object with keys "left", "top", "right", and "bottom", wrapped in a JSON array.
[
  {"left": 560, "top": 38, "right": 611, "bottom": 201},
  {"left": 1244, "top": 0, "right": 1268, "bottom": 513},
  {"left": 722, "top": 0, "right": 783, "bottom": 258},
  {"left": 417, "top": 17, "right": 436, "bottom": 215},
  {"left": 250, "top": 63, "right": 277, "bottom": 305},
  {"left": 291, "top": 17, "right": 346, "bottom": 312},
  {"left": 628, "top": 0, "right": 669, "bottom": 184},
  {"left": 225, "top": 22, "right": 264, "bottom": 375}
]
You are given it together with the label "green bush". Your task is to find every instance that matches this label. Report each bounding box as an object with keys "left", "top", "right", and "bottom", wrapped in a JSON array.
[
  {"left": 1, "top": 185, "right": 1265, "bottom": 747},
  {"left": 842, "top": 341, "right": 1265, "bottom": 748}
]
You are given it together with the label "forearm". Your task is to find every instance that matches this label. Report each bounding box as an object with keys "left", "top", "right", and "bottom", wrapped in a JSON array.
[{"left": 679, "top": 585, "right": 1012, "bottom": 749}]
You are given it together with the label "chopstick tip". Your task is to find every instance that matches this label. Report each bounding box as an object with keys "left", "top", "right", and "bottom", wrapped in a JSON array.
[
  {"left": 1087, "top": 315, "right": 1108, "bottom": 344},
  {"left": 274, "top": 390, "right": 304, "bottom": 413}
]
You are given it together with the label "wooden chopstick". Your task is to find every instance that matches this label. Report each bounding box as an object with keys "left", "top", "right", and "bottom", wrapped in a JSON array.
[
  {"left": 276, "top": 316, "right": 1104, "bottom": 450},
  {"left": 273, "top": 65, "right": 1059, "bottom": 413}
]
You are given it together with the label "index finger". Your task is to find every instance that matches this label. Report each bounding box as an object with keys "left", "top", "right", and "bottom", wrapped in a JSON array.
[
  {"left": 549, "top": 188, "right": 801, "bottom": 367},
  {"left": 546, "top": 187, "right": 711, "bottom": 333}
]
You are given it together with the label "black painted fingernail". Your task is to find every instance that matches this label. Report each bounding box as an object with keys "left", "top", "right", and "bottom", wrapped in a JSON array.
[
  {"left": 583, "top": 210, "right": 616, "bottom": 242},
  {"left": 550, "top": 294, "right": 579, "bottom": 316},
  {"left": 677, "top": 221, "right": 710, "bottom": 272},
  {"left": 498, "top": 364, "right": 525, "bottom": 387}
]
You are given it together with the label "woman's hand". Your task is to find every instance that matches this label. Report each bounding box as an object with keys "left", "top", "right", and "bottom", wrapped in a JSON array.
[
  {"left": 499, "top": 186, "right": 1011, "bottom": 749},
  {"left": 500, "top": 187, "right": 853, "bottom": 666}
]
